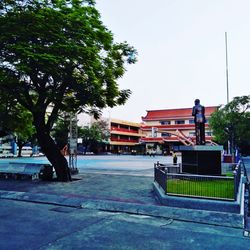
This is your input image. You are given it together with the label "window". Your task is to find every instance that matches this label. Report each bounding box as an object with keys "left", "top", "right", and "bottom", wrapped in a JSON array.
[
  {"left": 120, "top": 135, "right": 128, "bottom": 140},
  {"left": 111, "top": 123, "right": 119, "bottom": 128},
  {"left": 189, "top": 119, "right": 195, "bottom": 124},
  {"left": 206, "top": 132, "right": 212, "bottom": 136},
  {"left": 120, "top": 124, "right": 129, "bottom": 130},
  {"left": 130, "top": 126, "right": 139, "bottom": 132},
  {"left": 189, "top": 132, "right": 195, "bottom": 136},
  {"left": 175, "top": 120, "right": 185, "bottom": 125},
  {"left": 160, "top": 121, "right": 170, "bottom": 125},
  {"left": 161, "top": 133, "right": 171, "bottom": 137}
]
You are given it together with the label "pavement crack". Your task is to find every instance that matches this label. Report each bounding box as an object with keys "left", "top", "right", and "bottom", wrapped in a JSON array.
[{"left": 160, "top": 218, "right": 174, "bottom": 227}]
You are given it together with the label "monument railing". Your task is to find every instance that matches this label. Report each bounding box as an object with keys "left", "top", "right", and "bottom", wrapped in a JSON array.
[
  {"left": 154, "top": 161, "right": 243, "bottom": 201},
  {"left": 166, "top": 173, "right": 234, "bottom": 201},
  {"left": 154, "top": 164, "right": 167, "bottom": 193},
  {"left": 233, "top": 161, "right": 242, "bottom": 200}
]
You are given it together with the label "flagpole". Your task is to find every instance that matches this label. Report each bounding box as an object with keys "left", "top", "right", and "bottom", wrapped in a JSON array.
[
  {"left": 225, "top": 32, "right": 229, "bottom": 104},
  {"left": 225, "top": 32, "right": 230, "bottom": 154}
]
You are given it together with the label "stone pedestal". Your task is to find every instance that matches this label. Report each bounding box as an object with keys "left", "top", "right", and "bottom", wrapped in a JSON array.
[{"left": 179, "top": 145, "right": 223, "bottom": 175}]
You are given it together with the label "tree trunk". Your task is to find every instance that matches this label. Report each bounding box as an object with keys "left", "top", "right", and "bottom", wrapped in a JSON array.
[{"left": 33, "top": 115, "right": 71, "bottom": 182}]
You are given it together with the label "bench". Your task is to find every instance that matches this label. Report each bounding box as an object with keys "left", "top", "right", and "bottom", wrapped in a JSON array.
[{"left": 0, "top": 162, "right": 53, "bottom": 180}]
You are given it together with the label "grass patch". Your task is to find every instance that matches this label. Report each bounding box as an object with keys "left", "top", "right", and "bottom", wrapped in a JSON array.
[
  {"left": 225, "top": 172, "right": 234, "bottom": 177},
  {"left": 166, "top": 178, "right": 234, "bottom": 199}
]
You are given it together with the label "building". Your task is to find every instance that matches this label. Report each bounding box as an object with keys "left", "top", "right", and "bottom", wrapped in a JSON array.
[
  {"left": 140, "top": 106, "right": 218, "bottom": 155},
  {"left": 0, "top": 136, "right": 15, "bottom": 157},
  {"left": 109, "top": 118, "right": 144, "bottom": 154}
]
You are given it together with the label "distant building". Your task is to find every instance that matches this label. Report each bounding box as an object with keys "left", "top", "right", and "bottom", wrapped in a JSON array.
[
  {"left": 109, "top": 118, "right": 144, "bottom": 154},
  {"left": 0, "top": 106, "right": 219, "bottom": 157},
  {"left": 0, "top": 135, "right": 14, "bottom": 157},
  {"left": 140, "top": 106, "right": 218, "bottom": 155}
]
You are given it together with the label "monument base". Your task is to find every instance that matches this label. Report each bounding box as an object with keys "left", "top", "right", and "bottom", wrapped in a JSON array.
[{"left": 178, "top": 145, "right": 223, "bottom": 175}]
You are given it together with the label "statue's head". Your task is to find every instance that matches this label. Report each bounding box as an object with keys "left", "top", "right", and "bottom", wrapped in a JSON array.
[{"left": 194, "top": 99, "right": 200, "bottom": 105}]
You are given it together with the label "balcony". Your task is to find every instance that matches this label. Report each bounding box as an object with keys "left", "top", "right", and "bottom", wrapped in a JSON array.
[
  {"left": 111, "top": 127, "right": 139, "bottom": 134},
  {"left": 110, "top": 138, "right": 139, "bottom": 143}
]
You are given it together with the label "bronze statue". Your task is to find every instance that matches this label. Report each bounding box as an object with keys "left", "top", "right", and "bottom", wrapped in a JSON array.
[{"left": 192, "top": 99, "right": 206, "bottom": 145}]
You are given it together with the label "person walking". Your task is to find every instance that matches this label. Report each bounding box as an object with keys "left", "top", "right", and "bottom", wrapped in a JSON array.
[{"left": 172, "top": 151, "right": 177, "bottom": 165}]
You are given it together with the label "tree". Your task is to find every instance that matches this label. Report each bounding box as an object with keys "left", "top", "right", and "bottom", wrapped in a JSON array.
[
  {"left": 78, "top": 119, "right": 110, "bottom": 154},
  {"left": 209, "top": 95, "right": 250, "bottom": 155},
  {"left": 13, "top": 106, "right": 36, "bottom": 157},
  {"left": 92, "top": 119, "right": 110, "bottom": 148},
  {"left": 0, "top": 0, "right": 136, "bottom": 181},
  {"left": 0, "top": 91, "right": 14, "bottom": 137},
  {"left": 0, "top": 93, "right": 35, "bottom": 157},
  {"left": 78, "top": 122, "right": 102, "bottom": 154}
]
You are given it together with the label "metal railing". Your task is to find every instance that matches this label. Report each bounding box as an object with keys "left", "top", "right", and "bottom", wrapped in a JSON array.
[
  {"left": 154, "top": 161, "right": 243, "bottom": 201},
  {"left": 166, "top": 173, "right": 234, "bottom": 200},
  {"left": 110, "top": 127, "right": 139, "bottom": 133},
  {"left": 154, "top": 165, "right": 167, "bottom": 193},
  {"left": 233, "top": 161, "right": 242, "bottom": 200},
  {"left": 241, "top": 158, "right": 249, "bottom": 184},
  {"left": 110, "top": 138, "right": 138, "bottom": 143}
]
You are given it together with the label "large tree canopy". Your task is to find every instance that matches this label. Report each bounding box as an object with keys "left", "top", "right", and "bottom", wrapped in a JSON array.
[
  {"left": 209, "top": 95, "right": 250, "bottom": 155},
  {"left": 0, "top": 0, "right": 136, "bottom": 181}
]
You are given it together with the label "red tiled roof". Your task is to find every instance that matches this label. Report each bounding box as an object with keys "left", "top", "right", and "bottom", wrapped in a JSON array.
[
  {"left": 142, "top": 106, "right": 218, "bottom": 121},
  {"left": 140, "top": 136, "right": 213, "bottom": 143}
]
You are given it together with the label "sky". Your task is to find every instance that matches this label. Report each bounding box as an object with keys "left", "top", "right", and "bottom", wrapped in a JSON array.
[{"left": 91, "top": 0, "right": 250, "bottom": 123}]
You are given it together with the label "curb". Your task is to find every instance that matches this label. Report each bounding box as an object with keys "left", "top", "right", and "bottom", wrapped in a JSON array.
[
  {"left": 81, "top": 199, "right": 244, "bottom": 228},
  {"left": 0, "top": 189, "right": 243, "bottom": 228}
]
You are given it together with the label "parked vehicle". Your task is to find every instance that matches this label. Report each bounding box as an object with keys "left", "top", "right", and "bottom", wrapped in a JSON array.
[{"left": 18, "top": 146, "right": 33, "bottom": 157}]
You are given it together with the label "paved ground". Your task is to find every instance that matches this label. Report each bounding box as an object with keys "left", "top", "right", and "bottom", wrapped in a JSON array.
[
  {"left": 1, "top": 198, "right": 249, "bottom": 250},
  {"left": 0, "top": 154, "right": 173, "bottom": 176},
  {"left": 0, "top": 174, "right": 158, "bottom": 205},
  {"left": 0, "top": 156, "right": 250, "bottom": 249}
]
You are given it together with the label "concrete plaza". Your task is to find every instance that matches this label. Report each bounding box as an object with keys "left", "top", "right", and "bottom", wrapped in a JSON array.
[{"left": 0, "top": 156, "right": 250, "bottom": 249}]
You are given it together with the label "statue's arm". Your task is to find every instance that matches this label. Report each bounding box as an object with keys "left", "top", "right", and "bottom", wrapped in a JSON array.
[
  {"left": 203, "top": 106, "right": 206, "bottom": 121},
  {"left": 192, "top": 106, "right": 196, "bottom": 116}
]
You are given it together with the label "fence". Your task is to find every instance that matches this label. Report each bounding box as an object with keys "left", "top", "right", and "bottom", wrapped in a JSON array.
[
  {"left": 233, "top": 162, "right": 242, "bottom": 200},
  {"left": 154, "top": 161, "right": 242, "bottom": 201},
  {"left": 154, "top": 165, "right": 167, "bottom": 192}
]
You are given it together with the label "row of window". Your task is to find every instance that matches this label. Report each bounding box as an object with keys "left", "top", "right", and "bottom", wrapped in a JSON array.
[
  {"left": 160, "top": 132, "right": 212, "bottom": 137},
  {"left": 111, "top": 135, "right": 139, "bottom": 140},
  {"left": 160, "top": 119, "right": 209, "bottom": 125},
  {"left": 111, "top": 123, "right": 139, "bottom": 132}
]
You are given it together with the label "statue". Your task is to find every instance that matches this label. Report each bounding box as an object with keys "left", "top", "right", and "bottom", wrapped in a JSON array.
[{"left": 192, "top": 99, "right": 206, "bottom": 145}]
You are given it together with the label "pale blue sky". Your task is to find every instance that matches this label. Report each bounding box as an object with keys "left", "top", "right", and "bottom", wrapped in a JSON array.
[{"left": 95, "top": 0, "right": 250, "bottom": 122}]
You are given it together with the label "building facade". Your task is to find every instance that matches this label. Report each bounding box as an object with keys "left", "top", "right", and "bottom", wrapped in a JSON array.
[
  {"left": 0, "top": 136, "right": 14, "bottom": 157},
  {"left": 140, "top": 106, "right": 218, "bottom": 155},
  {"left": 109, "top": 118, "right": 144, "bottom": 154}
]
